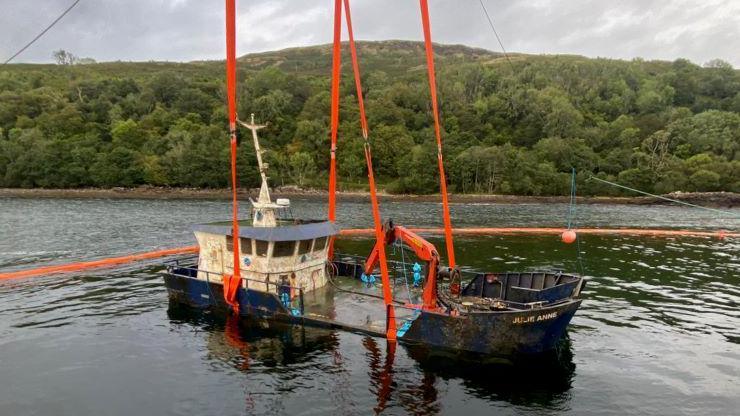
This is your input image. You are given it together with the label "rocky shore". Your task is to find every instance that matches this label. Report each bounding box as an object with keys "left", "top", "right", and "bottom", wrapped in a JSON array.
[{"left": 1, "top": 186, "right": 738, "bottom": 207}]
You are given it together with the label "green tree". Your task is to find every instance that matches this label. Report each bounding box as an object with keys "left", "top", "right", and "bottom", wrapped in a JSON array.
[
  {"left": 288, "top": 152, "right": 316, "bottom": 186},
  {"left": 91, "top": 147, "right": 144, "bottom": 187}
]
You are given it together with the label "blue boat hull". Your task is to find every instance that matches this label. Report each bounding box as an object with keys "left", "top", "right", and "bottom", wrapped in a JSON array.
[
  {"left": 399, "top": 301, "right": 581, "bottom": 355},
  {"left": 163, "top": 272, "right": 581, "bottom": 357}
]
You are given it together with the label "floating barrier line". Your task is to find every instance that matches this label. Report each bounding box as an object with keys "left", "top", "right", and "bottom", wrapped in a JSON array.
[
  {"left": 0, "top": 245, "right": 198, "bottom": 281},
  {"left": 1, "top": 227, "right": 735, "bottom": 281},
  {"left": 338, "top": 227, "right": 737, "bottom": 238}
]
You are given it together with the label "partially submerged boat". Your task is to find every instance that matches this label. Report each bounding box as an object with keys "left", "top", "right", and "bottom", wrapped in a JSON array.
[
  {"left": 164, "top": 0, "right": 584, "bottom": 358},
  {"left": 165, "top": 223, "right": 584, "bottom": 356},
  {"left": 164, "top": 115, "right": 585, "bottom": 356}
]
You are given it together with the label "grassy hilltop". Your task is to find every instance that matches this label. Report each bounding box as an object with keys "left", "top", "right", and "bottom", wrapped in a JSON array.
[{"left": 0, "top": 40, "right": 738, "bottom": 195}]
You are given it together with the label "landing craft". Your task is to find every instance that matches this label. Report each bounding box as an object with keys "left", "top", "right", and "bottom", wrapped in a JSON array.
[{"left": 163, "top": 0, "right": 585, "bottom": 357}]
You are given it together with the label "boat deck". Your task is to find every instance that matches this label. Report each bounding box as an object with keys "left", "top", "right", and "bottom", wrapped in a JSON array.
[
  {"left": 299, "top": 277, "right": 421, "bottom": 337},
  {"left": 164, "top": 263, "right": 584, "bottom": 355}
]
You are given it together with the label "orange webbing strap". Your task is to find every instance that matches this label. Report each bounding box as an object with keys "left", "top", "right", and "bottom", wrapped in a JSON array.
[
  {"left": 327, "top": 0, "right": 343, "bottom": 259},
  {"left": 344, "top": 0, "right": 396, "bottom": 341},
  {"left": 366, "top": 145, "right": 396, "bottom": 340},
  {"left": 343, "top": 0, "right": 368, "bottom": 136},
  {"left": 223, "top": 139, "right": 241, "bottom": 313},
  {"left": 419, "top": 0, "right": 456, "bottom": 269},
  {"left": 224, "top": 0, "right": 240, "bottom": 313},
  {"left": 328, "top": 0, "right": 342, "bottom": 223}
]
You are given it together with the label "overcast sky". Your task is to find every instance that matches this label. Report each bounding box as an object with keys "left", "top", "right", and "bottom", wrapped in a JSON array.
[{"left": 2, "top": 0, "right": 738, "bottom": 67}]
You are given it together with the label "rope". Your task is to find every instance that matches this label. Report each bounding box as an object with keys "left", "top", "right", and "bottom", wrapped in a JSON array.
[
  {"left": 588, "top": 176, "right": 740, "bottom": 219},
  {"left": 477, "top": 0, "right": 516, "bottom": 71},
  {"left": 2, "top": 0, "right": 82, "bottom": 65},
  {"left": 477, "top": 0, "right": 555, "bottom": 137},
  {"left": 397, "top": 241, "right": 413, "bottom": 304},
  {"left": 567, "top": 169, "right": 586, "bottom": 275},
  {"left": 567, "top": 168, "right": 577, "bottom": 229}
]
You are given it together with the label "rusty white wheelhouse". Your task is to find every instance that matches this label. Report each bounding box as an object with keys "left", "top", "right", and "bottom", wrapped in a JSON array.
[{"left": 175, "top": 114, "right": 338, "bottom": 308}]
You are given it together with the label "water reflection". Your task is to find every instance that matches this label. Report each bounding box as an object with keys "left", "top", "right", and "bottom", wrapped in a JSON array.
[
  {"left": 2, "top": 197, "right": 738, "bottom": 414},
  {"left": 405, "top": 338, "right": 575, "bottom": 409},
  {"left": 168, "top": 302, "right": 575, "bottom": 414},
  {"left": 167, "top": 301, "right": 340, "bottom": 368}
]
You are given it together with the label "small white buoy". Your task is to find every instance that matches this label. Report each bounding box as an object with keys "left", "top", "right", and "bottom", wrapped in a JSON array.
[{"left": 276, "top": 198, "right": 290, "bottom": 206}]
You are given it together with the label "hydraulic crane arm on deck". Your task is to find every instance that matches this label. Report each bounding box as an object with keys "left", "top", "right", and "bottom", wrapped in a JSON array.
[{"left": 364, "top": 221, "right": 442, "bottom": 310}]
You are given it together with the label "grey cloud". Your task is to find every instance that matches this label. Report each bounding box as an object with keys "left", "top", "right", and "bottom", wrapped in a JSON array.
[{"left": 1, "top": 0, "right": 737, "bottom": 67}]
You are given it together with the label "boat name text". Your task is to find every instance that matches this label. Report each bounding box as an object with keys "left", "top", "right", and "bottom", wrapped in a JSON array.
[{"left": 513, "top": 312, "right": 558, "bottom": 324}]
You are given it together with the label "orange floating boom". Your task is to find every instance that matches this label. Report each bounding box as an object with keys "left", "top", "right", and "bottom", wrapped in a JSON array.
[
  {"left": 338, "top": 227, "right": 737, "bottom": 238},
  {"left": 1, "top": 227, "right": 734, "bottom": 282},
  {"left": 0, "top": 245, "right": 198, "bottom": 281}
]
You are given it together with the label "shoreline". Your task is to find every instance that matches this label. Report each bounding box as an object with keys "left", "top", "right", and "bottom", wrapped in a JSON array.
[{"left": 1, "top": 187, "right": 737, "bottom": 207}]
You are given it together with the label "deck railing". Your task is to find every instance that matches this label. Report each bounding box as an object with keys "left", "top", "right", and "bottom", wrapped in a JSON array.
[{"left": 165, "top": 260, "right": 306, "bottom": 315}]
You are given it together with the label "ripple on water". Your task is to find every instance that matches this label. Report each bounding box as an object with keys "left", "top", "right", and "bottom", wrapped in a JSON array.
[{"left": 0, "top": 198, "right": 739, "bottom": 415}]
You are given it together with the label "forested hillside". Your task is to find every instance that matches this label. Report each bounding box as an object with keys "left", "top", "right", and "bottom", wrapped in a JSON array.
[{"left": 1, "top": 40, "right": 738, "bottom": 195}]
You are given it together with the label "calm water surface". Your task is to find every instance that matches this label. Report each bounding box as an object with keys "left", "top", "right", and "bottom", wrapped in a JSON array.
[{"left": 0, "top": 197, "right": 738, "bottom": 415}]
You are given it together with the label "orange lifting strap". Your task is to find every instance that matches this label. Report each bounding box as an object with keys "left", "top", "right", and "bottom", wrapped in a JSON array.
[
  {"left": 327, "top": 0, "right": 342, "bottom": 224},
  {"left": 326, "top": 0, "right": 343, "bottom": 259},
  {"left": 419, "top": 0, "right": 456, "bottom": 269},
  {"left": 223, "top": 0, "right": 241, "bottom": 313},
  {"left": 341, "top": 0, "right": 396, "bottom": 340}
]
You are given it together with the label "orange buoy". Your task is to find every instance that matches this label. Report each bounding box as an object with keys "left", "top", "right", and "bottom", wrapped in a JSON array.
[{"left": 561, "top": 230, "right": 577, "bottom": 244}]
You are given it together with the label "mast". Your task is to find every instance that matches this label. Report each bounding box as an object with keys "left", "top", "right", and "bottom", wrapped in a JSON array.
[
  {"left": 244, "top": 113, "right": 268, "bottom": 188},
  {"left": 419, "top": 0, "right": 456, "bottom": 269},
  {"left": 240, "top": 114, "right": 270, "bottom": 203},
  {"left": 238, "top": 114, "right": 280, "bottom": 228}
]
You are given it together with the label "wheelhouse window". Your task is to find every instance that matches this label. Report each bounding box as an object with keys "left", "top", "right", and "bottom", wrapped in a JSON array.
[
  {"left": 273, "top": 241, "right": 296, "bottom": 257},
  {"left": 313, "top": 236, "right": 328, "bottom": 252},
  {"left": 226, "top": 235, "right": 234, "bottom": 252},
  {"left": 255, "top": 240, "right": 269, "bottom": 257},
  {"left": 298, "top": 239, "right": 312, "bottom": 255},
  {"left": 240, "top": 238, "right": 252, "bottom": 255}
]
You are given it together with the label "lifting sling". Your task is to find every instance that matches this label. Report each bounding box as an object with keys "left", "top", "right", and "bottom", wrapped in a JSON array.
[
  {"left": 332, "top": 0, "right": 396, "bottom": 340},
  {"left": 223, "top": 0, "right": 241, "bottom": 313},
  {"left": 419, "top": 0, "right": 456, "bottom": 268}
]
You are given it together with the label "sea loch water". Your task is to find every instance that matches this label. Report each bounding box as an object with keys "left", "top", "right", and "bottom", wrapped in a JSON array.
[{"left": 0, "top": 197, "right": 738, "bottom": 415}]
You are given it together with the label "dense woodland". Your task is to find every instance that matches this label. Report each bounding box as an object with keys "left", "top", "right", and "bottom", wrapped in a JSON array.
[{"left": 0, "top": 41, "right": 738, "bottom": 195}]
